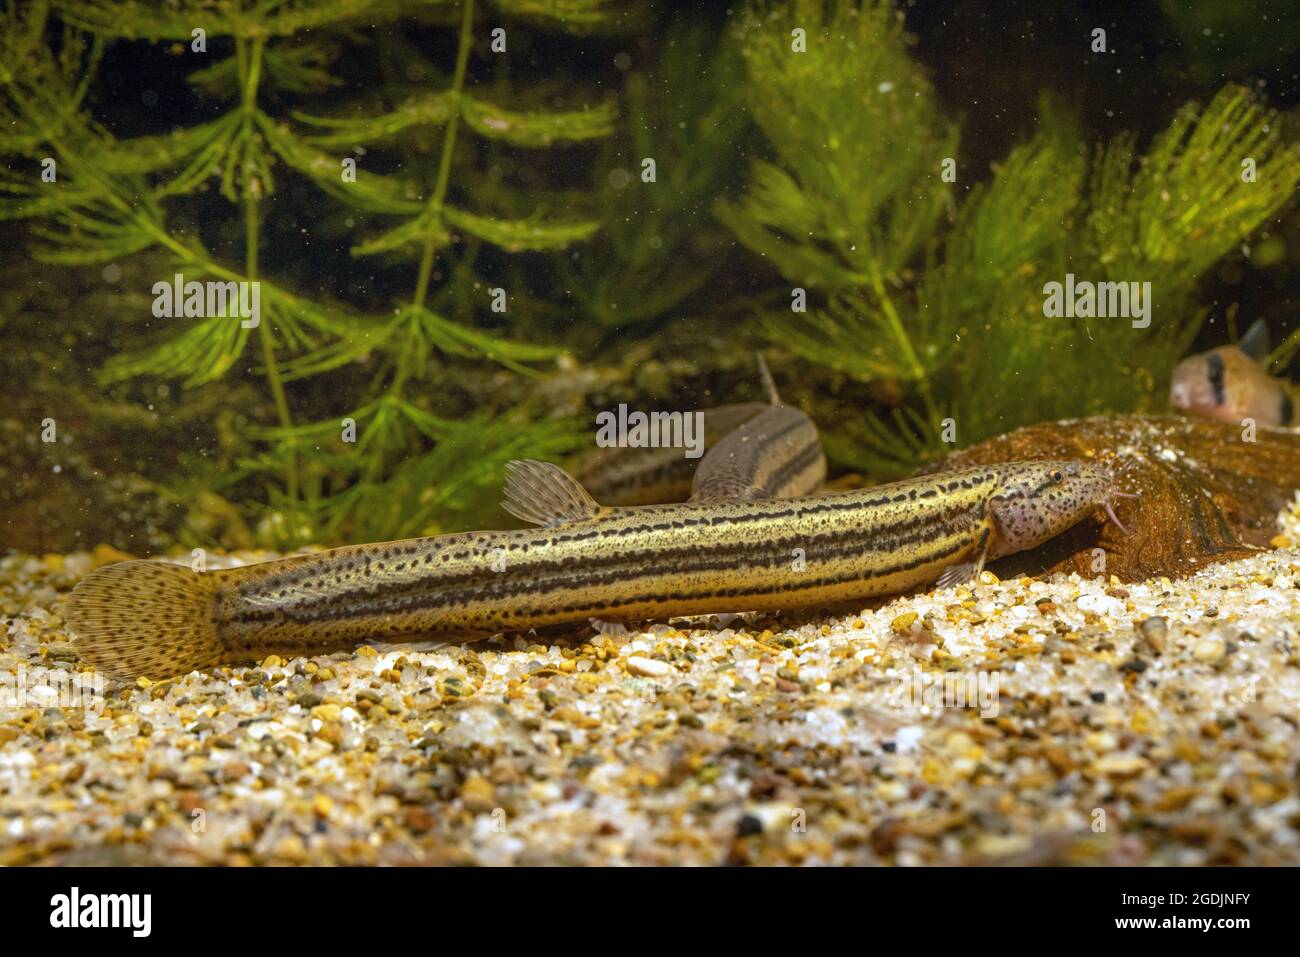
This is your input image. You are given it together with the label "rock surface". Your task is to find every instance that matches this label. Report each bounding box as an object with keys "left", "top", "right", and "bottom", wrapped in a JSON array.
[{"left": 945, "top": 414, "right": 1300, "bottom": 582}]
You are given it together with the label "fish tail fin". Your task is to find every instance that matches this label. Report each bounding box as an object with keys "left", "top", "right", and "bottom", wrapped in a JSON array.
[{"left": 66, "top": 560, "right": 226, "bottom": 679}]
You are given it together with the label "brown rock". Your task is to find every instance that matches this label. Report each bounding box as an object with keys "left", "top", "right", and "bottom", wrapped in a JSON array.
[
  {"left": 404, "top": 806, "right": 434, "bottom": 833},
  {"left": 944, "top": 414, "right": 1300, "bottom": 582}
]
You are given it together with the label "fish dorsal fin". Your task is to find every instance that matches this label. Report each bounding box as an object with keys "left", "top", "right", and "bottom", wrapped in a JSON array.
[
  {"left": 756, "top": 351, "right": 781, "bottom": 405},
  {"left": 1238, "top": 319, "right": 1270, "bottom": 362},
  {"left": 503, "top": 460, "right": 602, "bottom": 527}
]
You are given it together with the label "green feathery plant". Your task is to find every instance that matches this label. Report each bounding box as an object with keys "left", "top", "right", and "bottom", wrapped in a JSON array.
[
  {"left": 722, "top": 0, "right": 1300, "bottom": 475},
  {"left": 1, "top": 0, "right": 617, "bottom": 545}
]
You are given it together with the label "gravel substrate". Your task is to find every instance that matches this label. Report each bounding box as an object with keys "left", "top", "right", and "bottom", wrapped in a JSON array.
[{"left": 3, "top": 538, "right": 1300, "bottom": 866}]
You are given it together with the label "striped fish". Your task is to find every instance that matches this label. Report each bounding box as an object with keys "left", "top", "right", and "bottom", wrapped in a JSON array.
[
  {"left": 67, "top": 459, "right": 1130, "bottom": 678},
  {"left": 1170, "top": 319, "right": 1298, "bottom": 428}
]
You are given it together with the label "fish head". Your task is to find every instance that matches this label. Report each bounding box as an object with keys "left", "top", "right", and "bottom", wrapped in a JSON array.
[
  {"left": 987, "top": 461, "right": 1131, "bottom": 557},
  {"left": 1169, "top": 346, "right": 1263, "bottom": 425}
]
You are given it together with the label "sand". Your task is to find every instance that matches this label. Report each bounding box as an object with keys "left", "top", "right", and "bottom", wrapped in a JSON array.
[{"left": 3, "top": 540, "right": 1300, "bottom": 865}]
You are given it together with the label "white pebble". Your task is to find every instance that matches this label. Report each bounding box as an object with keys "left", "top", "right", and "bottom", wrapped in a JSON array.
[
  {"left": 1077, "top": 593, "right": 1122, "bottom": 616},
  {"left": 1193, "top": 637, "right": 1226, "bottom": 662},
  {"left": 626, "top": 655, "right": 670, "bottom": 677}
]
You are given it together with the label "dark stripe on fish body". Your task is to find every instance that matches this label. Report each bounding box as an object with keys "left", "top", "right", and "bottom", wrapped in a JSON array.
[
  {"left": 1207, "top": 352, "right": 1227, "bottom": 406},
  {"left": 228, "top": 508, "right": 984, "bottom": 629}
]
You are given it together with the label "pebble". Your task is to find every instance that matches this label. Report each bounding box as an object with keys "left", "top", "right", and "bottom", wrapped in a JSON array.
[
  {"left": 1092, "top": 753, "right": 1149, "bottom": 779},
  {"left": 1077, "top": 593, "right": 1122, "bottom": 616},
  {"left": 1137, "top": 616, "right": 1168, "bottom": 654},
  {"left": 310, "top": 703, "right": 342, "bottom": 722},
  {"left": 1193, "top": 637, "right": 1226, "bottom": 662},
  {"left": 890, "top": 612, "right": 918, "bottom": 634},
  {"left": 626, "top": 655, "right": 671, "bottom": 677},
  {"left": 404, "top": 806, "right": 434, "bottom": 833},
  {"left": 460, "top": 775, "right": 496, "bottom": 814}
]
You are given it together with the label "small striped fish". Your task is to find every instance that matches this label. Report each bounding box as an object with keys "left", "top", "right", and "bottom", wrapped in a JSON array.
[{"left": 1170, "top": 319, "right": 1298, "bottom": 428}]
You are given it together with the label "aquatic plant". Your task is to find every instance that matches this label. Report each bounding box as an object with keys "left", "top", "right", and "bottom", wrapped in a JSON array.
[
  {"left": 1, "top": 0, "right": 617, "bottom": 544},
  {"left": 722, "top": 0, "right": 1300, "bottom": 474}
]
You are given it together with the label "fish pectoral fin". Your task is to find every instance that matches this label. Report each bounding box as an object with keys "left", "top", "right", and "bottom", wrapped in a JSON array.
[
  {"left": 503, "top": 459, "right": 604, "bottom": 527},
  {"left": 588, "top": 617, "right": 635, "bottom": 638},
  {"left": 1238, "top": 318, "right": 1271, "bottom": 362},
  {"left": 936, "top": 561, "right": 979, "bottom": 590},
  {"left": 935, "top": 525, "right": 992, "bottom": 590}
]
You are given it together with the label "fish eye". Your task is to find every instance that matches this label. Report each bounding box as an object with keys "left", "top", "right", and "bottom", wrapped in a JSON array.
[{"left": 1050, "top": 469, "right": 1064, "bottom": 483}]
